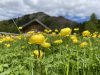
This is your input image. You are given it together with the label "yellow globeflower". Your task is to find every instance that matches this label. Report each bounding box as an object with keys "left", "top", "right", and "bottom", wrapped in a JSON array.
[
  {"left": 59, "top": 27, "right": 72, "bottom": 36},
  {"left": 74, "top": 28, "right": 79, "bottom": 31},
  {"left": 55, "top": 29, "right": 58, "bottom": 32},
  {"left": 33, "top": 50, "right": 43, "bottom": 58},
  {"left": 16, "top": 35, "right": 23, "bottom": 40},
  {"left": 98, "top": 34, "right": 100, "bottom": 38},
  {"left": 18, "top": 26, "right": 22, "bottom": 30},
  {"left": 80, "top": 42, "right": 88, "bottom": 48},
  {"left": 44, "top": 29, "right": 51, "bottom": 33},
  {"left": 27, "top": 31, "right": 34, "bottom": 35},
  {"left": 5, "top": 44, "right": 11, "bottom": 48},
  {"left": 44, "top": 29, "right": 48, "bottom": 33},
  {"left": 48, "top": 29, "right": 52, "bottom": 33},
  {"left": 51, "top": 32, "right": 56, "bottom": 36},
  {"left": 92, "top": 32, "right": 98, "bottom": 38},
  {"left": 92, "top": 34, "right": 97, "bottom": 38},
  {"left": 82, "top": 30, "right": 91, "bottom": 37},
  {"left": 29, "top": 34, "right": 45, "bottom": 44},
  {"left": 3, "top": 36, "right": 14, "bottom": 42},
  {"left": 0, "top": 40, "right": 3, "bottom": 43},
  {"left": 70, "top": 35, "right": 77, "bottom": 40},
  {"left": 41, "top": 42, "right": 51, "bottom": 48},
  {"left": 72, "top": 39, "right": 78, "bottom": 44},
  {"left": 21, "top": 46, "right": 25, "bottom": 49},
  {"left": 54, "top": 39, "right": 63, "bottom": 44},
  {"left": 70, "top": 35, "right": 78, "bottom": 44}
]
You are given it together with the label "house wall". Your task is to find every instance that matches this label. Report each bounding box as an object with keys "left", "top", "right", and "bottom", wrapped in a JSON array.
[{"left": 22, "top": 22, "right": 45, "bottom": 33}]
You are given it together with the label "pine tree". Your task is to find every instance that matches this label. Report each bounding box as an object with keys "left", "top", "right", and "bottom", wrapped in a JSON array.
[{"left": 85, "top": 13, "right": 99, "bottom": 32}]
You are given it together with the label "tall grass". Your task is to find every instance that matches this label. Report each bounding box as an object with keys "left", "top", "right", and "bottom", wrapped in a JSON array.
[{"left": 0, "top": 34, "right": 100, "bottom": 75}]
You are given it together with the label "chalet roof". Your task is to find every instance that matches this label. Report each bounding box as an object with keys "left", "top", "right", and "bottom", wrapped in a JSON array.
[{"left": 22, "top": 19, "right": 50, "bottom": 29}]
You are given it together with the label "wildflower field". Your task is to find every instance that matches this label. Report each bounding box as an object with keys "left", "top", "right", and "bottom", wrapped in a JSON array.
[{"left": 0, "top": 28, "right": 100, "bottom": 75}]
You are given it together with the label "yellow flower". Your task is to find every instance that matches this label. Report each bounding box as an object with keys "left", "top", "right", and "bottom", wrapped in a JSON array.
[
  {"left": 54, "top": 39, "right": 63, "bottom": 44},
  {"left": 70, "top": 35, "right": 77, "bottom": 40},
  {"left": 33, "top": 50, "right": 43, "bottom": 58},
  {"left": 74, "top": 28, "right": 79, "bottom": 31},
  {"left": 27, "top": 31, "right": 34, "bottom": 35},
  {"left": 44, "top": 29, "right": 48, "bottom": 33},
  {"left": 41, "top": 42, "right": 51, "bottom": 48},
  {"left": 72, "top": 39, "right": 78, "bottom": 44},
  {"left": 51, "top": 32, "right": 56, "bottom": 36},
  {"left": 92, "top": 34, "right": 97, "bottom": 38},
  {"left": 92, "top": 32, "right": 98, "bottom": 38},
  {"left": 16, "top": 35, "right": 23, "bottom": 40},
  {"left": 98, "top": 34, "right": 100, "bottom": 38},
  {"left": 59, "top": 27, "right": 72, "bottom": 36},
  {"left": 5, "top": 44, "right": 11, "bottom": 48},
  {"left": 29, "top": 34, "right": 45, "bottom": 44},
  {"left": 44, "top": 29, "right": 52, "bottom": 33},
  {"left": 18, "top": 27, "right": 22, "bottom": 30},
  {"left": 2, "top": 36, "right": 14, "bottom": 42},
  {"left": 0, "top": 40, "right": 3, "bottom": 43},
  {"left": 55, "top": 29, "right": 58, "bottom": 32},
  {"left": 48, "top": 29, "right": 52, "bottom": 33},
  {"left": 70, "top": 35, "right": 78, "bottom": 43},
  {"left": 80, "top": 42, "right": 88, "bottom": 48},
  {"left": 21, "top": 46, "right": 25, "bottom": 49},
  {"left": 82, "top": 30, "right": 91, "bottom": 37}
]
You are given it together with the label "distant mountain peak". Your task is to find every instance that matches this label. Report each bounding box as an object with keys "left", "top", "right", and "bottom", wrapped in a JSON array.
[{"left": 0, "top": 12, "right": 79, "bottom": 31}]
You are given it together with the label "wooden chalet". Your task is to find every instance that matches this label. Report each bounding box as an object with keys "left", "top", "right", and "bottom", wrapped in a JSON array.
[{"left": 21, "top": 19, "right": 50, "bottom": 33}]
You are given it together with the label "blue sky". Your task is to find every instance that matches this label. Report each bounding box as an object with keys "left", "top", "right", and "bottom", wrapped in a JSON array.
[{"left": 0, "top": 0, "right": 99, "bottom": 22}]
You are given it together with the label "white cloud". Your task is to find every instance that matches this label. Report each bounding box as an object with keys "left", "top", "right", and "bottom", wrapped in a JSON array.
[{"left": 0, "top": 0, "right": 100, "bottom": 21}]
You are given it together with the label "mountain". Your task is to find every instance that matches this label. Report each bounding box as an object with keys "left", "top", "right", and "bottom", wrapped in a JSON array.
[{"left": 0, "top": 12, "right": 79, "bottom": 33}]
